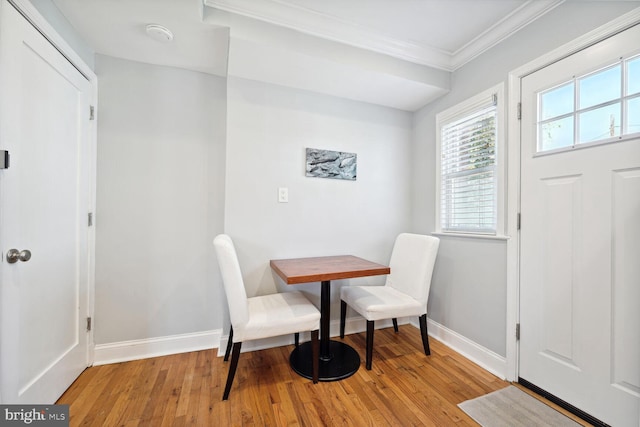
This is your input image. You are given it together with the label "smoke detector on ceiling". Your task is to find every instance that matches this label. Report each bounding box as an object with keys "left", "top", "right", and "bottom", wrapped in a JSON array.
[{"left": 145, "top": 24, "right": 174, "bottom": 43}]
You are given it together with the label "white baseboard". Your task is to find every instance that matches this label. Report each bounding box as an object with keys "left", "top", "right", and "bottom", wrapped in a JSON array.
[
  {"left": 93, "top": 329, "right": 222, "bottom": 366},
  {"left": 421, "top": 318, "right": 507, "bottom": 379},
  {"left": 92, "top": 318, "right": 507, "bottom": 382},
  {"left": 342, "top": 315, "right": 506, "bottom": 379}
]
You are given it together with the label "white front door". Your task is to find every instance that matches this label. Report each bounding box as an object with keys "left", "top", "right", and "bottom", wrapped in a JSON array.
[
  {"left": 519, "top": 25, "right": 640, "bottom": 426},
  {"left": 0, "top": 1, "right": 93, "bottom": 403}
]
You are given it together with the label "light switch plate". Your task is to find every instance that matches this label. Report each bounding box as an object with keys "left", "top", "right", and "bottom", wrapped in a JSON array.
[{"left": 278, "top": 187, "right": 288, "bottom": 203}]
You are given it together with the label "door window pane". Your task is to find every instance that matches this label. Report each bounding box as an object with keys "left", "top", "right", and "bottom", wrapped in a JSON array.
[
  {"left": 579, "top": 65, "right": 621, "bottom": 109},
  {"left": 627, "top": 57, "right": 640, "bottom": 96},
  {"left": 536, "top": 56, "right": 638, "bottom": 153},
  {"left": 541, "top": 83, "right": 574, "bottom": 120},
  {"left": 627, "top": 97, "right": 640, "bottom": 134},
  {"left": 578, "top": 103, "right": 621, "bottom": 143},
  {"left": 540, "top": 116, "right": 574, "bottom": 151}
]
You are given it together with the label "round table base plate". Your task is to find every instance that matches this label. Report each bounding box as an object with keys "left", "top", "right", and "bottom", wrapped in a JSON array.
[{"left": 290, "top": 340, "right": 360, "bottom": 381}]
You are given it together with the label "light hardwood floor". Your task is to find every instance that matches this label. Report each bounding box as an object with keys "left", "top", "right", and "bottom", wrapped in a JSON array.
[{"left": 57, "top": 325, "right": 588, "bottom": 426}]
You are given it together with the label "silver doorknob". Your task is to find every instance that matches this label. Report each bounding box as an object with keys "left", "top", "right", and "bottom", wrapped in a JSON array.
[{"left": 6, "top": 249, "right": 31, "bottom": 264}]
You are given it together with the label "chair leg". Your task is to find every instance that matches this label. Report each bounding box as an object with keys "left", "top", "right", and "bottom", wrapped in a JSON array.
[
  {"left": 392, "top": 318, "right": 399, "bottom": 333},
  {"left": 222, "top": 342, "right": 242, "bottom": 400},
  {"left": 340, "top": 300, "right": 347, "bottom": 338},
  {"left": 311, "top": 329, "right": 319, "bottom": 383},
  {"left": 223, "top": 325, "right": 234, "bottom": 361},
  {"left": 366, "top": 320, "right": 374, "bottom": 370},
  {"left": 419, "top": 314, "right": 430, "bottom": 356},
  {"left": 294, "top": 332, "right": 300, "bottom": 347}
]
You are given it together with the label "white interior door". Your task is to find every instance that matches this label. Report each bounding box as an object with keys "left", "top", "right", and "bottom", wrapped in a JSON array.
[
  {"left": 519, "top": 24, "right": 640, "bottom": 427},
  {"left": 0, "top": 1, "right": 93, "bottom": 403}
]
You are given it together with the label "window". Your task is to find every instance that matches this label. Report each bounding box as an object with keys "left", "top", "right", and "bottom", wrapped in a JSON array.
[
  {"left": 538, "top": 54, "right": 640, "bottom": 153},
  {"left": 436, "top": 84, "right": 504, "bottom": 236}
]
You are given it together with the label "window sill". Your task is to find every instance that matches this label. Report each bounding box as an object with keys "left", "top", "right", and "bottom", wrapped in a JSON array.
[{"left": 431, "top": 232, "right": 510, "bottom": 241}]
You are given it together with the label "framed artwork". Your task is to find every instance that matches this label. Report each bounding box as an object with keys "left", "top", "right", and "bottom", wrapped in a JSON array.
[{"left": 305, "top": 148, "right": 357, "bottom": 181}]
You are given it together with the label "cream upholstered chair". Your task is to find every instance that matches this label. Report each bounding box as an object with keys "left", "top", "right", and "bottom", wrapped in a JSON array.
[
  {"left": 339, "top": 233, "right": 439, "bottom": 370},
  {"left": 214, "top": 234, "right": 320, "bottom": 400}
]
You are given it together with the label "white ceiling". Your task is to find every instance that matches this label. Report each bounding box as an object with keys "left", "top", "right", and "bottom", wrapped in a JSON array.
[
  {"left": 51, "top": 0, "right": 573, "bottom": 110},
  {"left": 51, "top": 0, "right": 230, "bottom": 76}
]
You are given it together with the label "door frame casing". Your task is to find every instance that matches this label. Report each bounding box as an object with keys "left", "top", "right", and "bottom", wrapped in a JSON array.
[
  {"left": 505, "top": 7, "right": 640, "bottom": 382},
  {"left": 1, "top": 0, "right": 98, "bottom": 366}
]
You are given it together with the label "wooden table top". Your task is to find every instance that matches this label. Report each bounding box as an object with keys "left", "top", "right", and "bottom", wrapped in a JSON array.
[{"left": 270, "top": 255, "right": 390, "bottom": 285}]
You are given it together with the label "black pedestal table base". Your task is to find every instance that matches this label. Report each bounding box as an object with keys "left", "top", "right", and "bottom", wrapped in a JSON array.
[{"left": 290, "top": 340, "right": 360, "bottom": 381}]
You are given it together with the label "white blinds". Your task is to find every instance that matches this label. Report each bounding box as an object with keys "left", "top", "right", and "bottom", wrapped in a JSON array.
[{"left": 440, "top": 100, "right": 497, "bottom": 234}]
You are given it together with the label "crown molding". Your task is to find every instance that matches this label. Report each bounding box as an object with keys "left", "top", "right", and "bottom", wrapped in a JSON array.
[
  {"left": 204, "top": 0, "right": 451, "bottom": 70},
  {"left": 204, "top": 0, "right": 564, "bottom": 71},
  {"left": 451, "top": 0, "right": 565, "bottom": 70}
]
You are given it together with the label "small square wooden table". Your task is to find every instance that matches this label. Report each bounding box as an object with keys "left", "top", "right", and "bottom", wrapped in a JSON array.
[{"left": 270, "top": 255, "right": 390, "bottom": 381}]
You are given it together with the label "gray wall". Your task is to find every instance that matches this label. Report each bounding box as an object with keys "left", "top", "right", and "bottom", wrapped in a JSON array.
[
  {"left": 413, "top": 1, "right": 639, "bottom": 357},
  {"left": 92, "top": 61, "right": 413, "bottom": 345},
  {"left": 225, "top": 76, "right": 413, "bottom": 323},
  {"left": 93, "top": 55, "right": 227, "bottom": 344}
]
